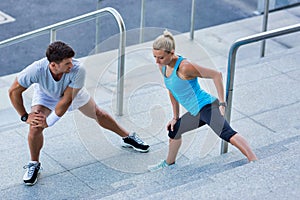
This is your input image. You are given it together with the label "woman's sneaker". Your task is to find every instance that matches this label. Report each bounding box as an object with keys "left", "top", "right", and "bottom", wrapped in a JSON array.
[
  {"left": 122, "top": 132, "right": 150, "bottom": 153},
  {"left": 23, "top": 161, "right": 41, "bottom": 186},
  {"left": 148, "top": 160, "right": 173, "bottom": 172}
]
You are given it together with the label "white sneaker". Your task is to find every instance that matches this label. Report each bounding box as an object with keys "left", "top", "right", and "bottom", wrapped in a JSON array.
[{"left": 23, "top": 161, "right": 41, "bottom": 186}]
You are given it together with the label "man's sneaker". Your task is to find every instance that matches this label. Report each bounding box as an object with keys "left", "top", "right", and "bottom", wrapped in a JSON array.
[
  {"left": 148, "top": 160, "right": 173, "bottom": 172},
  {"left": 23, "top": 161, "right": 41, "bottom": 186},
  {"left": 122, "top": 132, "right": 150, "bottom": 153}
]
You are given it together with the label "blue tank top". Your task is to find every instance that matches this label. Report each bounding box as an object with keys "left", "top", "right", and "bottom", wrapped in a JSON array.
[{"left": 162, "top": 56, "right": 216, "bottom": 116}]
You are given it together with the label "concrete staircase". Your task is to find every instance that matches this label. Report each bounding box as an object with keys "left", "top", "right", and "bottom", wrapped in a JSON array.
[
  {"left": 76, "top": 44, "right": 300, "bottom": 200},
  {"left": 0, "top": 5, "right": 299, "bottom": 200},
  {"left": 85, "top": 135, "right": 300, "bottom": 200}
]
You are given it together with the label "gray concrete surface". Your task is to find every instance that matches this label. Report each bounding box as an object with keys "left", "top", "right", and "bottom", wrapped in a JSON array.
[{"left": 0, "top": 5, "right": 299, "bottom": 200}]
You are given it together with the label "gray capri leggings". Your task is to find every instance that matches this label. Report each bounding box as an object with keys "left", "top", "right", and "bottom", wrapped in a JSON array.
[{"left": 168, "top": 100, "right": 237, "bottom": 142}]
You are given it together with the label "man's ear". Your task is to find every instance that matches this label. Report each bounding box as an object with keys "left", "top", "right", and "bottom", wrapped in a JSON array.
[{"left": 49, "top": 62, "right": 57, "bottom": 68}]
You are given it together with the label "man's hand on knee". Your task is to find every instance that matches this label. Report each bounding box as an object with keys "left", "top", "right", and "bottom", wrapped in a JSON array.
[{"left": 28, "top": 111, "right": 48, "bottom": 128}]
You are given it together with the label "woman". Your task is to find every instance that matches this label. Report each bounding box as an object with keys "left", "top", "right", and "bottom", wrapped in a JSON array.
[{"left": 148, "top": 30, "right": 257, "bottom": 172}]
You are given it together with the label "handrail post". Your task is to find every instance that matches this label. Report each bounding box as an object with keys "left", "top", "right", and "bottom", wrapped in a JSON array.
[
  {"left": 221, "top": 44, "right": 239, "bottom": 154},
  {"left": 139, "top": 0, "right": 145, "bottom": 43},
  {"left": 50, "top": 29, "right": 56, "bottom": 43},
  {"left": 260, "top": 0, "right": 269, "bottom": 57},
  {"left": 112, "top": 9, "right": 126, "bottom": 116},
  {"left": 95, "top": 0, "right": 102, "bottom": 53},
  {"left": 222, "top": 23, "right": 300, "bottom": 155},
  {"left": 190, "top": 0, "right": 195, "bottom": 40}
]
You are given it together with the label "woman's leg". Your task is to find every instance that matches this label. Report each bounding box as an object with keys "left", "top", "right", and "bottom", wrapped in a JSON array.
[
  {"left": 201, "top": 102, "right": 258, "bottom": 162},
  {"left": 166, "top": 112, "right": 204, "bottom": 164},
  {"left": 166, "top": 138, "right": 182, "bottom": 164},
  {"left": 229, "top": 134, "right": 258, "bottom": 162}
]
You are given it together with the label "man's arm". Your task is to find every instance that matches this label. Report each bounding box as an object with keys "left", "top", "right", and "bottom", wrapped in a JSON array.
[
  {"left": 55, "top": 86, "right": 81, "bottom": 117},
  {"left": 9, "top": 78, "right": 47, "bottom": 125},
  {"left": 8, "top": 78, "right": 28, "bottom": 116},
  {"left": 35, "top": 86, "right": 81, "bottom": 128}
]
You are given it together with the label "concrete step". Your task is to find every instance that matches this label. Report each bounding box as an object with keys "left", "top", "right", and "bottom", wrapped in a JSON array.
[
  {"left": 144, "top": 136, "right": 300, "bottom": 200},
  {"left": 83, "top": 134, "right": 300, "bottom": 200}
]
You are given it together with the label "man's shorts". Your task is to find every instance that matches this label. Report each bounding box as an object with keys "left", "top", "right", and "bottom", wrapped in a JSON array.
[
  {"left": 168, "top": 100, "right": 237, "bottom": 142},
  {"left": 32, "top": 84, "right": 90, "bottom": 111}
]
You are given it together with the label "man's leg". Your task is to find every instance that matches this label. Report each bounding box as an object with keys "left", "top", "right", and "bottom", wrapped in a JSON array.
[
  {"left": 28, "top": 127, "right": 43, "bottom": 162},
  {"left": 78, "top": 98, "right": 129, "bottom": 137},
  {"left": 23, "top": 105, "right": 51, "bottom": 185},
  {"left": 78, "top": 98, "right": 150, "bottom": 152},
  {"left": 29, "top": 105, "right": 51, "bottom": 161}
]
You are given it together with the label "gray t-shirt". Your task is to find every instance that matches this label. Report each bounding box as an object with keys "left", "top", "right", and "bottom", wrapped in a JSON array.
[{"left": 18, "top": 58, "right": 86, "bottom": 99}]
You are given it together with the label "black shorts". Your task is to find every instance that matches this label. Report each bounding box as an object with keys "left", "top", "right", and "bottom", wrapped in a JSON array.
[{"left": 168, "top": 100, "right": 237, "bottom": 142}]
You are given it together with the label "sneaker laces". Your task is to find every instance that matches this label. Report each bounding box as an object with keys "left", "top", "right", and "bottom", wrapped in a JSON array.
[
  {"left": 23, "top": 163, "right": 40, "bottom": 177},
  {"left": 158, "top": 160, "right": 168, "bottom": 168},
  {"left": 148, "top": 160, "right": 169, "bottom": 171},
  {"left": 130, "top": 133, "right": 144, "bottom": 144}
]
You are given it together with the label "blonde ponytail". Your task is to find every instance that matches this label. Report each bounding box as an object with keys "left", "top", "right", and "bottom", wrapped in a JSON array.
[{"left": 153, "top": 30, "right": 175, "bottom": 53}]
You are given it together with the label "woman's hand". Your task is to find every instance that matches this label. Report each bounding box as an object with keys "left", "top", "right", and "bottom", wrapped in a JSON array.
[
  {"left": 167, "top": 118, "right": 178, "bottom": 131},
  {"left": 219, "top": 105, "right": 226, "bottom": 116}
]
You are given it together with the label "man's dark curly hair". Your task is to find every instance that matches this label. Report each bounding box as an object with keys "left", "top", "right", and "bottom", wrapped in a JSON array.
[{"left": 46, "top": 41, "right": 75, "bottom": 63}]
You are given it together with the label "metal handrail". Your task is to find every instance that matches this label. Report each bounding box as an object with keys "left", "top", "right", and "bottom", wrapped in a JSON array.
[
  {"left": 0, "top": 7, "right": 126, "bottom": 116},
  {"left": 221, "top": 23, "right": 300, "bottom": 154},
  {"left": 139, "top": 0, "right": 196, "bottom": 41},
  {"left": 261, "top": 0, "right": 270, "bottom": 57},
  {"left": 139, "top": 0, "right": 146, "bottom": 43},
  {"left": 190, "top": 0, "right": 196, "bottom": 40}
]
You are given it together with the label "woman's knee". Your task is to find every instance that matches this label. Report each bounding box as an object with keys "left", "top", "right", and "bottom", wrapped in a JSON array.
[
  {"left": 168, "top": 131, "right": 182, "bottom": 140},
  {"left": 220, "top": 131, "right": 237, "bottom": 143}
]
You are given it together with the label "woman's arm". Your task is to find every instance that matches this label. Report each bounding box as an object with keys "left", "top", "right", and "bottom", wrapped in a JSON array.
[
  {"left": 168, "top": 90, "right": 180, "bottom": 120},
  {"left": 167, "top": 90, "right": 180, "bottom": 131},
  {"left": 180, "top": 61, "right": 226, "bottom": 115}
]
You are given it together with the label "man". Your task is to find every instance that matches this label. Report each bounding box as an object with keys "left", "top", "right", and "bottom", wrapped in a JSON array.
[{"left": 8, "top": 41, "right": 150, "bottom": 185}]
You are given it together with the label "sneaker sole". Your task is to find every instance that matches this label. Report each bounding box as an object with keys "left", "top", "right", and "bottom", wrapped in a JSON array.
[
  {"left": 122, "top": 144, "right": 150, "bottom": 153},
  {"left": 24, "top": 171, "right": 40, "bottom": 186},
  {"left": 24, "top": 177, "right": 38, "bottom": 186}
]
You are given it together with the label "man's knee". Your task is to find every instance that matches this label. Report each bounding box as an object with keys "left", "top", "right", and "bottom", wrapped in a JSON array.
[
  {"left": 95, "top": 108, "right": 109, "bottom": 119},
  {"left": 29, "top": 126, "right": 44, "bottom": 137}
]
